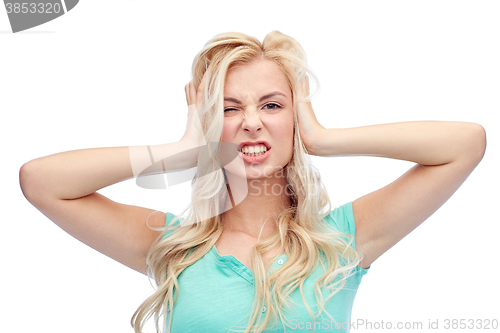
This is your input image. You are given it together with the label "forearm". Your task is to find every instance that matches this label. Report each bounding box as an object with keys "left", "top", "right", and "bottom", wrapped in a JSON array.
[
  {"left": 20, "top": 140, "right": 198, "bottom": 201},
  {"left": 311, "top": 121, "right": 486, "bottom": 165}
]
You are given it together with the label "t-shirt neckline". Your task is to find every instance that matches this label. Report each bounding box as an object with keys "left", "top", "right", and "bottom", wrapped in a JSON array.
[{"left": 210, "top": 244, "right": 289, "bottom": 284}]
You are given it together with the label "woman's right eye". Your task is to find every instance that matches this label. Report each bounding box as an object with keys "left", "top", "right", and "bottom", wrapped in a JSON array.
[{"left": 224, "top": 108, "right": 237, "bottom": 112}]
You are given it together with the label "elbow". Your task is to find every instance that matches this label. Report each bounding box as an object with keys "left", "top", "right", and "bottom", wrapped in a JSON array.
[
  {"left": 19, "top": 161, "right": 41, "bottom": 204},
  {"left": 19, "top": 162, "right": 33, "bottom": 202},
  {"left": 463, "top": 122, "right": 487, "bottom": 163},
  {"left": 472, "top": 123, "right": 487, "bottom": 161}
]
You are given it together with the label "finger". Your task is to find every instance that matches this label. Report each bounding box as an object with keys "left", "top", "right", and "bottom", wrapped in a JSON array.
[
  {"left": 185, "top": 83, "right": 191, "bottom": 105},
  {"left": 189, "top": 81, "right": 197, "bottom": 107},
  {"left": 296, "top": 79, "right": 305, "bottom": 99},
  {"left": 195, "top": 73, "right": 207, "bottom": 111},
  {"left": 197, "top": 72, "right": 207, "bottom": 99},
  {"left": 197, "top": 63, "right": 212, "bottom": 97},
  {"left": 298, "top": 75, "right": 310, "bottom": 100},
  {"left": 188, "top": 82, "right": 196, "bottom": 106},
  {"left": 187, "top": 81, "right": 197, "bottom": 107}
]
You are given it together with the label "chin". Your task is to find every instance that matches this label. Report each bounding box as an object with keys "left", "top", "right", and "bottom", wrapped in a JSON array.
[{"left": 247, "top": 164, "right": 286, "bottom": 179}]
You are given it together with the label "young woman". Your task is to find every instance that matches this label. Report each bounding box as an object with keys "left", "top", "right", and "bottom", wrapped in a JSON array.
[{"left": 20, "top": 31, "right": 486, "bottom": 333}]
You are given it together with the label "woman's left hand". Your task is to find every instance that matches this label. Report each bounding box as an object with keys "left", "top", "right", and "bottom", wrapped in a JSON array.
[{"left": 296, "top": 75, "right": 325, "bottom": 155}]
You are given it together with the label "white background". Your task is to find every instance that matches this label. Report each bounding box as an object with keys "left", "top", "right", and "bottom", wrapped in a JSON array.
[{"left": 1, "top": 1, "right": 499, "bottom": 332}]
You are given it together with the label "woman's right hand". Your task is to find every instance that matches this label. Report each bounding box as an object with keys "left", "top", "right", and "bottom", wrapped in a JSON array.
[{"left": 181, "top": 71, "right": 208, "bottom": 148}]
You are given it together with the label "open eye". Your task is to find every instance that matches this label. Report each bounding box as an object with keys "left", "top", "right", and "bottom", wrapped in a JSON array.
[{"left": 263, "top": 103, "right": 282, "bottom": 110}]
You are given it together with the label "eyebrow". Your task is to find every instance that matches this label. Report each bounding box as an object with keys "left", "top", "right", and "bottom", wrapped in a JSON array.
[{"left": 224, "top": 91, "right": 287, "bottom": 104}]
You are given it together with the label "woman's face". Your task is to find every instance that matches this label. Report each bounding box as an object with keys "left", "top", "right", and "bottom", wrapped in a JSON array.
[{"left": 221, "top": 58, "right": 294, "bottom": 180}]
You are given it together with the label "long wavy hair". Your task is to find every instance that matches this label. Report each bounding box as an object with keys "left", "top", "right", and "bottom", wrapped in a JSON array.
[{"left": 131, "top": 30, "right": 362, "bottom": 333}]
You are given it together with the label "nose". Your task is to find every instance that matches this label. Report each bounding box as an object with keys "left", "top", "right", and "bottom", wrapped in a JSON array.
[{"left": 241, "top": 108, "right": 262, "bottom": 134}]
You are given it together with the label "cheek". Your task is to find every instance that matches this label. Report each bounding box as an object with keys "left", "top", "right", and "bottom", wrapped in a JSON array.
[
  {"left": 284, "top": 114, "right": 295, "bottom": 144},
  {"left": 274, "top": 121, "right": 295, "bottom": 148},
  {"left": 221, "top": 120, "right": 233, "bottom": 142}
]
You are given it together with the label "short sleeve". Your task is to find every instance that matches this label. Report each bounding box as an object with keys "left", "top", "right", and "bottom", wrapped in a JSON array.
[
  {"left": 325, "top": 202, "right": 371, "bottom": 274},
  {"left": 162, "top": 212, "right": 182, "bottom": 240}
]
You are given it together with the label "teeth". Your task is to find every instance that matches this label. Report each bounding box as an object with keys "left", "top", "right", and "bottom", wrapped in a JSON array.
[{"left": 241, "top": 144, "right": 268, "bottom": 155}]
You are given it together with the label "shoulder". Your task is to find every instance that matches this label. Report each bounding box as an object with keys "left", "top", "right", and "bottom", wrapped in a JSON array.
[
  {"left": 162, "top": 213, "right": 183, "bottom": 240},
  {"left": 324, "top": 202, "right": 356, "bottom": 237},
  {"left": 325, "top": 202, "right": 371, "bottom": 271}
]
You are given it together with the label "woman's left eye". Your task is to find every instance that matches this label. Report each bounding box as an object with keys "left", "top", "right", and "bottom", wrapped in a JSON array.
[{"left": 264, "top": 103, "right": 281, "bottom": 110}]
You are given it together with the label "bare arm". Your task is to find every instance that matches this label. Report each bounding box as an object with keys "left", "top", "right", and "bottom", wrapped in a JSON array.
[
  {"left": 19, "top": 74, "right": 208, "bottom": 275},
  {"left": 308, "top": 121, "right": 486, "bottom": 269},
  {"left": 21, "top": 142, "right": 197, "bottom": 201},
  {"left": 293, "top": 75, "right": 487, "bottom": 269},
  {"left": 19, "top": 141, "right": 198, "bottom": 274}
]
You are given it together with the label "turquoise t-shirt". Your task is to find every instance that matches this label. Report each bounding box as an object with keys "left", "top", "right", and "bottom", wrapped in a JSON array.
[{"left": 161, "top": 202, "right": 370, "bottom": 332}]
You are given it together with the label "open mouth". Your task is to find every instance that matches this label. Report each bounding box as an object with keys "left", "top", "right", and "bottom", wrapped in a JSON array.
[
  {"left": 238, "top": 141, "right": 271, "bottom": 156},
  {"left": 239, "top": 144, "right": 270, "bottom": 157}
]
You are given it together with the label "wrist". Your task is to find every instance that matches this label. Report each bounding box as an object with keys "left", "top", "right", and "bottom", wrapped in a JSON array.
[
  {"left": 303, "top": 126, "right": 328, "bottom": 156},
  {"left": 128, "top": 141, "right": 198, "bottom": 179}
]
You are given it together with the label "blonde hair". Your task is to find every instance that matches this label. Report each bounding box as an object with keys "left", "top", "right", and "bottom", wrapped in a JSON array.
[{"left": 131, "top": 31, "right": 362, "bottom": 333}]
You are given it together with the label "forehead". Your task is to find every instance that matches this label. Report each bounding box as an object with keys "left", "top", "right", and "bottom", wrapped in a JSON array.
[{"left": 224, "top": 59, "right": 291, "bottom": 99}]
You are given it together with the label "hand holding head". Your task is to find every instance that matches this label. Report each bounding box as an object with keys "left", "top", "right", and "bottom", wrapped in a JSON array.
[{"left": 182, "top": 71, "right": 209, "bottom": 148}]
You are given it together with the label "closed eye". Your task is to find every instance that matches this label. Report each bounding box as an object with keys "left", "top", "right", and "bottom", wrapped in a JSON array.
[{"left": 223, "top": 103, "right": 282, "bottom": 113}]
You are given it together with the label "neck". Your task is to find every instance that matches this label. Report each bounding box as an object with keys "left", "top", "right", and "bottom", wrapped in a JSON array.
[{"left": 221, "top": 170, "right": 291, "bottom": 240}]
